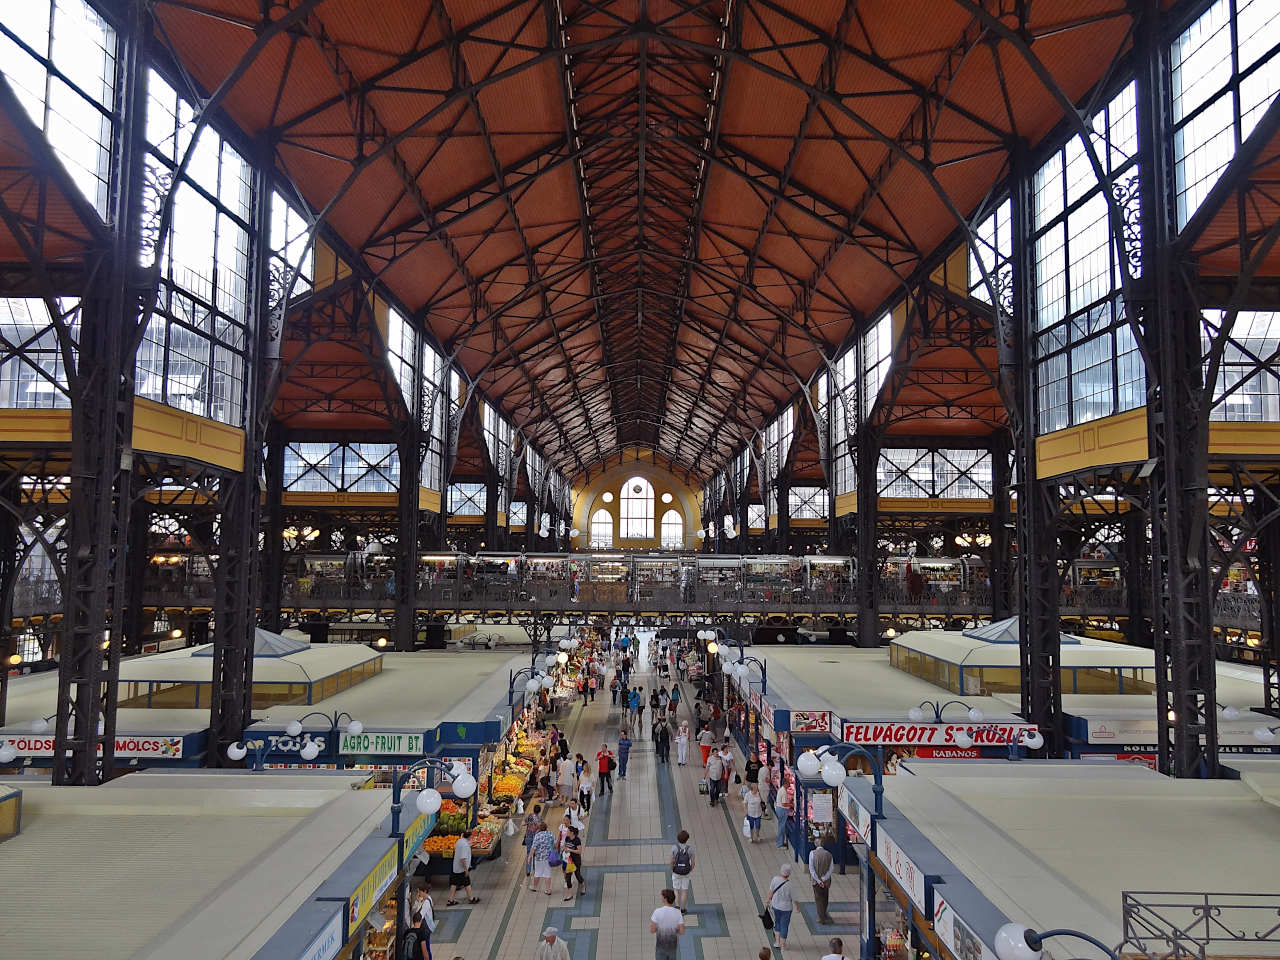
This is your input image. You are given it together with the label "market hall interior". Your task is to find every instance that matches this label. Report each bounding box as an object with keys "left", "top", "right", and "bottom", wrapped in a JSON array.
[{"left": 3, "top": 0, "right": 1280, "bottom": 957}]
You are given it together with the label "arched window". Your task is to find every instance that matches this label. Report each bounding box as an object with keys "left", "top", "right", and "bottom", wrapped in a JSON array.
[
  {"left": 660, "top": 509, "right": 683, "bottom": 550},
  {"left": 620, "top": 476, "right": 654, "bottom": 539},
  {"left": 590, "top": 509, "right": 613, "bottom": 548}
]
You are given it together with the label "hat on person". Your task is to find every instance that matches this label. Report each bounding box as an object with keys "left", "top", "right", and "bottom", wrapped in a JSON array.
[{"left": 543, "top": 927, "right": 558, "bottom": 938}]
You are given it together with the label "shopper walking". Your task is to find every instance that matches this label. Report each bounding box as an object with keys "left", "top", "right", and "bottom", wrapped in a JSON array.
[
  {"left": 405, "top": 895, "right": 435, "bottom": 960},
  {"left": 595, "top": 743, "right": 615, "bottom": 793},
  {"left": 529, "top": 820, "right": 556, "bottom": 894},
  {"left": 523, "top": 803, "right": 544, "bottom": 875},
  {"left": 588, "top": 672, "right": 598, "bottom": 702},
  {"left": 674, "top": 723, "right": 689, "bottom": 765},
  {"left": 705, "top": 747, "right": 724, "bottom": 807},
  {"left": 716, "top": 741, "right": 733, "bottom": 796},
  {"left": 561, "top": 824, "right": 585, "bottom": 901},
  {"left": 610, "top": 674, "right": 620, "bottom": 706},
  {"left": 767, "top": 864, "right": 795, "bottom": 950},
  {"left": 743, "top": 781, "right": 763, "bottom": 843},
  {"left": 656, "top": 721, "right": 671, "bottom": 763},
  {"left": 757, "top": 757, "right": 774, "bottom": 818},
  {"left": 809, "top": 831, "right": 835, "bottom": 924},
  {"left": 578, "top": 762, "right": 594, "bottom": 814},
  {"left": 629, "top": 687, "right": 641, "bottom": 729},
  {"left": 774, "top": 787, "right": 792, "bottom": 848},
  {"left": 649, "top": 888, "right": 686, "bottom": 960},
  {"left": 557, "top": 755, "right": 575, "bottom": 801},
  {"left": 446, "top": 829, "right": 479, "bottom": 905},
  {"left": 696, "top": 723, "right": 714, "bottom": 764},
  {"left": 821, "top": 937, "right": 849, "bottom": 960},
  {"left": 617, "top": 729, "right": 632, "bottom": 779},
  {"left": 669, "top": 829, "right": 695, "bottom": 913},
  {"left": 536, "top": 927, "right": 571, "bottom": 960},
  {"left": 669, "top": 682, "right": 681, "bottom": 716}
]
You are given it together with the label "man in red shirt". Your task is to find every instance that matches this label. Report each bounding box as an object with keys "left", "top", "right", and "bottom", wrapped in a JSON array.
[{"left": 595, "top": 743, "right": 615, "bottom": 793}]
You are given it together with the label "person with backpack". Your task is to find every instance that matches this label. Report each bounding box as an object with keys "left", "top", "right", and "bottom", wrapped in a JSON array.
[
  {"left": 595, "top": 743, "right": 615, "bottom": 793},
  {"left": 404, "top": 891, "right": 435, "bottom": 960},
  {"left": 669, "top": 829, "right": 695, "bottom": 913}
]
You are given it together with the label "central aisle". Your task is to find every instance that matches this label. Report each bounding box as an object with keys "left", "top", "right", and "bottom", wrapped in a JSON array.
[{"left": 435, "top": 644, "right": 865, "bottom": 960}]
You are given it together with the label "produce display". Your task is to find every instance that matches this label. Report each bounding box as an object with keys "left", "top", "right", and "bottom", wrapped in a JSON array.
[
  {"left": 491, "top": 774, "right": 525, "bottom": 799},
  {"left": 423, "top": 834, "right": 461, "bottom": 854},
  {"left": 434, "top": 809, "right": 469, "bottom": 835}
]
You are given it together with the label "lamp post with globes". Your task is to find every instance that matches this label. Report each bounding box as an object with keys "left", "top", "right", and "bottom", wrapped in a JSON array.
[
  {"left": 907, "top": 699, "right": 986, "bottom": 724},
  {"left": 387, "top": 757, "right": 479, "bottom": 960},
  {"left": 795, "top": 743, "right": 884, "bottom": 960},
  {"left": 994, "top": 924, "right": 1122, "bottom": 960},
  {"left": 228, "top": 712, "right": 364, "bottom": 766},
  {"left": 951, "top": 724, "right": 1045, "bottom": 760}
]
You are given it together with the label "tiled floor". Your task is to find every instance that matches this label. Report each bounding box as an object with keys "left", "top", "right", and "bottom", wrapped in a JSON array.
[{"left": 423, "top": 655, "right": 868, "bottom": 960}]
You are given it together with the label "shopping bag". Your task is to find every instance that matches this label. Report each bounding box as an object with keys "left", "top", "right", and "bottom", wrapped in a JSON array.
[
  {"left": 504, "top": 819, "right": 517, "bottom": 837},
  {"left": 697, "top": 779, "right": 708, "bottom": 795},
  {"left": 759, "top": 908, "right": 774, "bottom": 930},
  {"left": 548, "top": 849, "right": 562, "bottom": 867},
  {"left": 516, "top": 798, "right": 525, "bottom": 815},
  {"left": 742, "top": 817, "right": 752, "bottom": 838}
]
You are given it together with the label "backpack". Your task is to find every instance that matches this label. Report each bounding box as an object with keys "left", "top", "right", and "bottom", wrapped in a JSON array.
[
  {"left": 672, "top": 843, "right": 693, "bottom": 876},
  {"left": 404, "top": 928, "right": 423, "bottom": 959},
  {"left": 603, "top": 755, "right": 614, "bottom": 772}
]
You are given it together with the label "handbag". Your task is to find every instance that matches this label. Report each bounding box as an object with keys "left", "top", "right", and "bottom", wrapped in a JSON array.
[
  {"left": 760, "top": 877, "right": 788, "bottom": 929},
  {"left": 548, "top": 849, "right": 562, "bottom": 867}
]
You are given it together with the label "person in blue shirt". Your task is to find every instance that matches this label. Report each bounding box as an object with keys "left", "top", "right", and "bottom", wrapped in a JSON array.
[
  {"left": 628, "top": 687, "right": 642, "bottom": 731},
  {"left": 617, "top": 730, "right": 632, "bottom": 779}
]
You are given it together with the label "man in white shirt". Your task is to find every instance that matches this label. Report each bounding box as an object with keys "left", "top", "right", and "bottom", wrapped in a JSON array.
[
  {"left": 447, "top": 829, "right": 479, "bottom": 905},
  {"left": 649, "top": 888, "right": 686, "bottom": 960},
  {"left": 808, "top": 831, "right": 835, "bottom": 924},
  {"left": 820, "top": 936, "right": 849, "bottom": 960}
]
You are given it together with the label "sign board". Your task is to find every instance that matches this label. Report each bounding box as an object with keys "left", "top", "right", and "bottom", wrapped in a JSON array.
[
  {"left": 790, "top": 711, "right": 830, "bottom": 734},
  {"left": 761, "top": 699, "right": 775, "bottom": 738},
  {"left": 843, "top": 722, "right": 1037, "bottom": 747},
  {"left": 402, "top": 811, "right": 435, "bottom": 864},
  {"left": 340, "top": 731, "right": 424, "bottom": 756},
  {"left": 1085, "top": 717, "right": 1271, "bottom": 747},
  {"left": 298, "top": 909, "right": 344, "bottom": 960},
  {"left": 750, "top": 690, "right": 762, "bottom": 711},
  {"left": 837, "top": 784, "right": 873, "bottom": 844},
  {"left": 3, "top": 734, "right": 184, "bottom": 759},
  {"left": 810, "top": 792, "right": 834, "bottom": 823},
  {"left": 876, "top": 830, "right": 927, "bottom": 913},
  {"left": 348, "top": 845, "right": 398, "bottom": 933},
  {"left": 934, "top": 894, "right": 998, "bottom": 960}
]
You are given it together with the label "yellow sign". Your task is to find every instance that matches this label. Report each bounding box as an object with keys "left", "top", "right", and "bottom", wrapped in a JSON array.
[
  {"left": 348, "top": 844, "right": 398, "bottom": 933},
  {"left": 402, "top": 811, "right": 436, "bottom": 866}
]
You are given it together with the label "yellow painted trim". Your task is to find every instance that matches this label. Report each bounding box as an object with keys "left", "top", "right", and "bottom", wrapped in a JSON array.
[
  {"left": 282, "top": 491, "right": 397, "bottom": 508},
  {"left": 879, "top": 497, "right": 995, "bottom": 514},
  {"left": 834, "top": 491, "right": 857, "bottom": 517},
  {"left": 1208, "top": 421, "right": 1280, "bottom": 458},
  {"left": 312, "top": 238, "right": 352, "bottom": 293},
  {"left": 131, "top": 398, "right": 246, "bottom": 472},
  {"left": 449, "top": 514, "right": 483, "bottom": 525},
  {"left": 570, "top": 457, "right": 700, "bottom": 550},
  {"left": 790, "top": 517, "right": 826, "bottom": 528},
  {"left": 418, "top": 487, "right": 441, "bottom": 513},
  {"left": 0, "top": 408, "right": 73, "bottom": 445},
  {"left": 1035, "top": 407, "right": 1148, "bottom": 479},
  {"left": 929, "top": 245, "right": 969, "bottom": 295},
  {"left": 372, "top": 294, "right": 389, "bottom": 341}
]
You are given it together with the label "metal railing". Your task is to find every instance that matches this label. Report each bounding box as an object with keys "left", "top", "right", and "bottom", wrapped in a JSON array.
[{"left": 1121, "top": 891, "right": 1280, "bottom": 960}]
